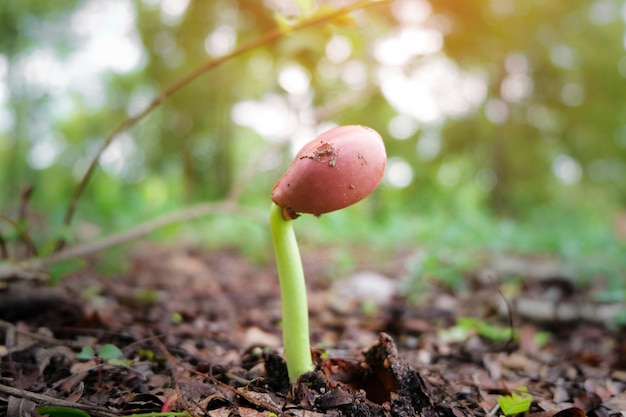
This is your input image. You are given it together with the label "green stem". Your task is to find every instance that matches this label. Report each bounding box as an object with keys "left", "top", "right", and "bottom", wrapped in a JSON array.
[{"left": 269, "top": 202, "right": 312, "bottom": 382}]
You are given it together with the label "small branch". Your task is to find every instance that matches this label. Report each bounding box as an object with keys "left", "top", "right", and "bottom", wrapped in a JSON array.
[
  {"left": 18, "top": 184, "right": 35, "bottom": 257},
  {"left": 0, "top": 232, "right": 7, "bottom": 259},
  {"left": 0, "top": 382, "right": 120, "bottom": 417},
  {"left": 55, "top": 0, "right": 391, "bottom": 250},
  {"left": 0, "top": 202, "right": 266, "bottom": 281},
  {"left": 18, "top": 184, "right": 33, "bottom": 224},
  {"left": 0, "top": 213, "right": 38, "bottom": 258}
]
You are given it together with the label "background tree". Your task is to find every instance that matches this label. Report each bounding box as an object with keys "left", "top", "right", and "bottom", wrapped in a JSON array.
[{"left": 0, "top": 0, "right": 624, "bottom": 261}]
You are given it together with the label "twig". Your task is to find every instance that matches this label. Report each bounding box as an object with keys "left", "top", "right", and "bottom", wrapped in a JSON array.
[
  {"left": 0, "top": 382, "right": 121, "bottom": 417},
  {"left": 17, "top": 184, "right": 35, "bottom": 257},
  {"left": 0, "top": 213, "right": 38, "bottom": 258},
  {"left": 55, "top": 0, "right": 392, "bottom": 250},
  {"left": 0, "top": 202, "right": 266, "bottom": 280},
  {"left": 18, "top": 184, "right": 33, "bottom": 224},
  {"left": 0, "top": 231, "right": 7, "bottom": 259}
]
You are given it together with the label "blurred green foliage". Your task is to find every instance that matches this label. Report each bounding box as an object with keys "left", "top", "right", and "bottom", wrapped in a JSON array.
[{"left": 0, "top": 0, "right": 625, "bottom": 291}]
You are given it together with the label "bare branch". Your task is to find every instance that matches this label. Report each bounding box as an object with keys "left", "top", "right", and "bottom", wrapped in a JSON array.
[
  {"left": 56, "top": 0, "right": 392, "bottom": 250},
  {"left": 0, "top": 202, "right": 266, "bottom": 281},
  {"left": 0, "top": 382, "right": 121, "bottom": 417}
]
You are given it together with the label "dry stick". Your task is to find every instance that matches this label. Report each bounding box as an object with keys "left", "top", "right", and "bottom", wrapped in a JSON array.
[
  {"left": 55, "top": 0, "right": 391, "bottom": 251},
  {"left": 0, "top": 232, "right": 7, "bottom": 259},
  {"left": 0, "top": 135, "right": 272, "bottom": 280},
  {"left": 0, "top": 214, "right": 38, "bottom": 258},
  {"left": 0, "top": 383, "right": 120, "bottom": 417},
  {"left": 0, "top": 202, "right": 266, "bottom": 280},
  {"left": 18, "top": 184, "right": 36, "bottom": 257}
]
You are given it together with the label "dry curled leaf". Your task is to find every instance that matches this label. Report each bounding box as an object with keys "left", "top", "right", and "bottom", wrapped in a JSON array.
[{"left": 528, "top": 406, "right": 587, "bottom": 417}]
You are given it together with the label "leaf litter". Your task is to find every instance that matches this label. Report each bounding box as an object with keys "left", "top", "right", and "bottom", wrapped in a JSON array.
[{"left": 0, "top": 244, "right": 624, "bottom": 416}]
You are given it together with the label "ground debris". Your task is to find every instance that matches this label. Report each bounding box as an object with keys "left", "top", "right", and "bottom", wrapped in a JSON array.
[{"left": 0, "top": 246, "right": 624, "bottom": 417}]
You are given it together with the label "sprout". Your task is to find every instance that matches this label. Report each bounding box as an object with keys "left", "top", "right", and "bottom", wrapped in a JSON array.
[{"left": 269, "top": 125, "right": 386, "bottom": 382}]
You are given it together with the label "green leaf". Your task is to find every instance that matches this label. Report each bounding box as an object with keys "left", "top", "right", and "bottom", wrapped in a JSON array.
[
  {"left": 76, "top": 346, "right": 95, "bottom": 361},
  {"left": 48, "top": 259, "right": 84, "bottom": 284},
  {"left": 498, "top": 390, "right": 533, "bottom": 415},
  {"left": 97, "top": 344, "right": 123, "bottom": 361},
  {"left": 36, "top": 406, "right": 91, "bottom": 417},
  {"left": 292, "top": 0, "right": 314, "bottom": 15},
  {"left": 106, "top": 358, "right": 134, "bottom": 366}
]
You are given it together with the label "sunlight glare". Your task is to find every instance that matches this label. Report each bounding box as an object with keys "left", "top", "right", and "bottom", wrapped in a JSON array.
[
  {"left": 231, "top": 94, "right": 298, "bottom": 140},
  {"left": 71, "top": 0, "right": 144, "bottom": 74},
  {"left": 388, "top": 114, "right": 418, "bottom": 140},
  {"left": 100, "top": 132, "right": 137, "bottom": 177},
  {"left": 278, "top": 64, "right": 310, "bottom": 96},
  {"left": 341, "top": 60, "right": 368, "bottom": 90},
  {"left": 161, "top": 0, "right": 190, "bottom": 25},
  {"left": 205, "top": 25, "right": 237, "bottom": 56},
  {"left": 11, "top": 0, "right": 145, "bottom": 117},
  {"left": 373, "top": 27, "right": 442, "bottom": 66},
  {"left": 0, "top": 54, "right": 7, "bottom": 104},
  {"left": 485, "top": 98, "right": 509, "bottom": 124},
  {"left": 501, "top": 74, "right": 533, "bottom": 102},
  {"left": 552, "top": 154, "right": 582, "bottom": 185},
  {"left": 589, "top": 0, "right": 618, "bottom": 25},
  {"left": 391, "top": 0, "right": 431, "bottom": 25},
  {"left": 385, "top": 158, "right": 413, "bottom": 188},
  {"left": 416, "top": 131, "right": 440, "bottom": 160},
  {"left": 380, "top": 58, "right": 486, "bottom": 123},
  {"left": 27, "top": 133, "right": 67, "bottom": 170},
  {"left": 326, "top": 35, "right": 352, "bottom": 64},
  {"left": 505, "top": 53, "right": 529, "bottom": 74},
  {"left": 0, "top": 54, "right": 13, "bottom": 132}
]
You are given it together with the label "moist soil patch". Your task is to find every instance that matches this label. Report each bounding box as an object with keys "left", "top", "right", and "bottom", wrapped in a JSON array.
[{"left": 0, "top": 245, "right": 624, "bottom": 416}]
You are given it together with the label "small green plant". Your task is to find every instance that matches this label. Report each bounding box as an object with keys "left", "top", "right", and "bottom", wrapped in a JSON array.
[
  {"left": 439, "top": 317, "right": 550, "bottom": 348},
  {"left": 270, "top": 125, "right": 386, "bottom": 382},
  {"left": 77, "top": 343, "right": 132, "bottom": 366},
  {"left": 497, "top": 387, "right": 534, "bottom": 416}
]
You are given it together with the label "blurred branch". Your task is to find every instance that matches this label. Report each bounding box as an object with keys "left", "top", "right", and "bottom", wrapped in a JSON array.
[
  {"left": 0, "top": 232, "right": 7, "bottom": 259},
  {"left": 0, "top": 202, "right": 266, "bottom": 281},
  {"left": 0, "top": 213, "right": 38, "bottom": 258},
  {"left": 43, "top": 202, "right": 266, "bottom": 267},
  {"left": 56, "top": 0, "right": 392, "bottom": 250},
  {"left": 18, "top": 184, "right": 33, "bottom": 224},
  {"left": 0, "top": 383, "right": 120, "bottom": 417},
  {"left": 1, "top": 99, "right": 285, "bottom": 280}
]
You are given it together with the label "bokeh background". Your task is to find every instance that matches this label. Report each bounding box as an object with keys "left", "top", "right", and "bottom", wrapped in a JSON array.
[{"left": 1, "top": 0, "right": 625, "bottom": 293}]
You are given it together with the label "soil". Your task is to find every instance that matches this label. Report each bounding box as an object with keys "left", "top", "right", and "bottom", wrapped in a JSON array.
[{"left": 0, "top": 243, "right": 624, "bottom": 416}]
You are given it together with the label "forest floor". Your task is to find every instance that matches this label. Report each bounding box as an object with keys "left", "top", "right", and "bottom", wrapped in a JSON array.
[{"left": 0, "top": 243, "right": 624, "bottom": 417}]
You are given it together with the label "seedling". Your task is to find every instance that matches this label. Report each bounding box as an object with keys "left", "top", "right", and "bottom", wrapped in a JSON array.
[
  {"left": 269, "top": 125, "right": 386, "bottom": 382},
  {"left": 76, "top": 343, "right": 132, "bottom": 366},
  {"left": 497, "top": 387, "right": 534, "bottom": 416}
]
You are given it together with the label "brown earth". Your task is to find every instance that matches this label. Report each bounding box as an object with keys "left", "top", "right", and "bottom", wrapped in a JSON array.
[{"left": 0, "top": 243, "right": 624, "bottom": 416}]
